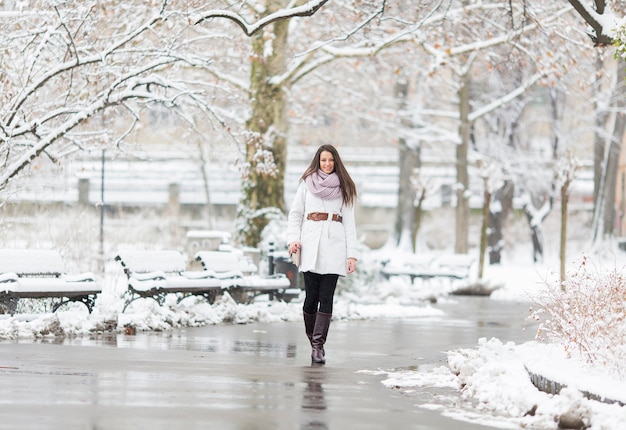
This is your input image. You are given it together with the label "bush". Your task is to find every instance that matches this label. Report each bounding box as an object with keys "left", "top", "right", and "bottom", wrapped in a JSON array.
[{"left": 531, "top": 256, "right": 626, "bottom": 378}]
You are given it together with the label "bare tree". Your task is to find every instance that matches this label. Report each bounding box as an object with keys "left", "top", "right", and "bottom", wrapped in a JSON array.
[
  {"left": 199, "top": 0, "right": 571, "bottom": 247},
  {"left": 411, "top": 2, "right": 575, "bottom": 254},
  {"left": 1, "top": 2, "right": 209, "bottom": 187},
  {"left": 0, "top": 0, "right": 332, "bottom": 199},
  {"left": 567, "top": 1, "right": 626, "bottom": 241},
  {"left": 2, "top": 0, "right": 610, "bottom": 254},
  {"left": 194, "top": 0, "right": 334, "bottom": 245}
]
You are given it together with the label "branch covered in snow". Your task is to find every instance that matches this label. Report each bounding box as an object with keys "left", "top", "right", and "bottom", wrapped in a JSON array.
[
  {"left": 0, "top": 1, "right": 244, "bottom": 189},
  {"left": 474, "top": 157, "right": 506, "bottom": 195},
  {"left": 554, "top": 151, "right": 583, "bottom": 193},
  {"left": 193, "top": 0, "right": 329, "bottom": 37},
  {"left": 567, "top": 0, "right": 621, "bottom": 46}
]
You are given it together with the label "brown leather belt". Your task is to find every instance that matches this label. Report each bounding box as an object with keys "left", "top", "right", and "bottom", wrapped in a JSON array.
[{"left": 307, "top": 212, "right": 342, "bottom": 222}]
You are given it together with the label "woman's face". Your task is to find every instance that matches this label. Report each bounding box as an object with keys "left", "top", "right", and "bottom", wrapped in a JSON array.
[{"left": 319, "top": 150, "right": 335, "bottom": 174}]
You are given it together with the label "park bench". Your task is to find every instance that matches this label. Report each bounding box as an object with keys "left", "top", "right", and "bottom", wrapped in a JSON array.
[
  {"left": 0, "top": 249, "right": 100, "bottom": 314},
  {"left": 380, "top": 253, "right": 437, "bottom": 282},
  {"left": 428, "top": 254, "right": 477, "bottom": 280},
  {"left": 194, "top": 250, "right": 298, "bottom": 303},
  {"left": 381, "top": 253, "right": 476, "bottom": 285},
  {"left": 114, "top": 250, "right": 223, "bottom": 311}
]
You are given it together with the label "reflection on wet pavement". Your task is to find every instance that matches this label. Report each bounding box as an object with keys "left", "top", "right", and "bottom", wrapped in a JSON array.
[
  {"left": 232, "top": 340, "right": 297, "bottom": 357},
  {"left": 57, "top": 331, "right": 302, "bottom": 359},
  {"left": 301, "top": 365, "right": 328, "bottom": 430}
]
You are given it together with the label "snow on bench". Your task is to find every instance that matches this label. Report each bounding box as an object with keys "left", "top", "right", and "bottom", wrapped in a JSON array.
[
  {"left": 380, "top": 254, "right": 437, "bottom": 280},
  {"left": 114, "top": 250, "right": 222, "bottom": 311},
  {"left": 381, "top": 253, "right": 476, "bottom": 284},
  {"left": 428, "top": 254, "right": 477, "bottom": 279},
  {"left": 194, "top": 250, "right": 297, "bottom": 303},
  {"left": 0, "top": 249, "right": 100, "bottom": 314}
]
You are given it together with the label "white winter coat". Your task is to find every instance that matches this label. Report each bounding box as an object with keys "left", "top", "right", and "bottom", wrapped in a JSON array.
[{"left": 287, "top": 182, "right": 359, "bottom": 276}]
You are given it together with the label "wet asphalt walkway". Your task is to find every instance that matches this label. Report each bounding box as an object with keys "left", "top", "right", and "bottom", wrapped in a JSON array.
[{"left": 0, "top": 297, "right": 537, "bottom": 430}]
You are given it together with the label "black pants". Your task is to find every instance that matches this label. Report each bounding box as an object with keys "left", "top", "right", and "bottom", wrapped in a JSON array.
[{"left": 302, "top": 272, "right": 339, "bottom": 314}]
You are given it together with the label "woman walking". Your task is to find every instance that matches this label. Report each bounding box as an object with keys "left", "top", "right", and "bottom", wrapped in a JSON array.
[{"left": 287, "top": 144, "right": 358, "bottom": 364}]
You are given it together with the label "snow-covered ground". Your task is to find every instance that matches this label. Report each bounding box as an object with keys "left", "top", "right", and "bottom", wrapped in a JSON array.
[
  {"left": 0, "top": 238, "right": 624, "bottom": 429},
  {"left": 361, "top": 245, "right": 626, "bottom": 430}
]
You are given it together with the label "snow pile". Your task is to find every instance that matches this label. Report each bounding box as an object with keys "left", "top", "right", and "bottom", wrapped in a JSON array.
[
  {"left": 0, "top": 286, "right": 444, "bottom": 340},
  {"left": 374, "top": 338, "right": 626, "bottom": 429},
  {"left": 367, "top": 251, "right": 626, "bottom": 430}
]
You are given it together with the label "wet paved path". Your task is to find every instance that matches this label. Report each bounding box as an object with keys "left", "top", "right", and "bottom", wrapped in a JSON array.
[{"left": 0, "top": 297, "right": 537, "bottom": 429}]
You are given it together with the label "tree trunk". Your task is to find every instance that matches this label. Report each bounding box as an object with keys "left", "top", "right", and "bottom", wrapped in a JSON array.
[
  {"left": 560, "top": 180, "right": 569, "bottom": 286},
  {"left": 592, "top": 62, "right": 626, "bottom": 242},
  {"left": 523, "top": 196, "right": 551, "bottom": 263},
  {"left": 603, "top": 120, "right": 622, "bottom": 237},
  {"left": 395, "top": 139, "right": 420, "bottom": 249},
  {"left": 602, "top": 64, "right": 626, "bottom": 238},
  {"left": 487, "top": 181, "right": 514, "bottom": 264},
  {"left": 238, "top": 3, "right": 290, "bottom": 247},
  {"left": 412, "top": 187, "right": 426, "bottom": 252},
  {"left": 393, "top": 76, "right": 421, "bottom": 250},
  {"left": 593, "top": 53, "right": 609, "bottom": 203},
  {"left": 478, "top": 187, "right": 491, "bottom": 280},
  {"left": 456, "top": 74, "right": 471, "bottom": 254}
]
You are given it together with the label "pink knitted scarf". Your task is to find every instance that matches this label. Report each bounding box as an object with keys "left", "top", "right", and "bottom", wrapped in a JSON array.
[{"left": 304, "top": 170, "right": 342, "bottom": 201}]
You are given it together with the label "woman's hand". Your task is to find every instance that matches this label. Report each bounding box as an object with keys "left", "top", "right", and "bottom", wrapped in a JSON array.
[
  {"left": 347, "top": 258, "right": 357, "bottom": 274},
  {"left": 289, "top": 241, "right": 301, "bottom": 254}
]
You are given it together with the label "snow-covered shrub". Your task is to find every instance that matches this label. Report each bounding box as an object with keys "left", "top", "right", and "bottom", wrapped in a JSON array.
[{"left": 531, "top": 256, "right": 626, "bottom": 378}]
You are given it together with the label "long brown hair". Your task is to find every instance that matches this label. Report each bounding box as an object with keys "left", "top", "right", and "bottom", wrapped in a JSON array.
[{"left": 301, "top": 144, "right": 357, "bottom": 206}]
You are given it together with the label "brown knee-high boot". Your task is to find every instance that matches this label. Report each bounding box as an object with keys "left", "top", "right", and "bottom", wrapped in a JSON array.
[
  {"left": 303, "top": 311, "right": 316, "bottom": 346},
  {"left": 311, "top": 312, "right": 332, "bottom": 364}
]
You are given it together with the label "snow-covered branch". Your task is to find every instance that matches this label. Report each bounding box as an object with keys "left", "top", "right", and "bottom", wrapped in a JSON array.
[
  {"left": 5, "top": 9, "right": 169, "bottom": 129},
  {"left": 421, "top": 5, "right": 575, "bottom": 65},
  {"left": 555, "top": 151, "right": 583, "bottom": 193},
  {"left": 567, "top": 0, "right": 620, "bottom": 45},
  {"left": 468, "top": 72, "right": 544, "bottom": 122},
  {"left": 0, "top": 62, "right": 194, "bottom": 186},
  {"left": 475, "top": 157, "right": 506, "bottom": 195},
  {"left": 193, "top": 0, "right": 329, "bottom": 37},
  {"left": 0, "top": 1, "right": 240, "bottom": 189}
]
